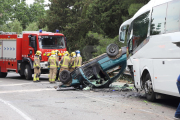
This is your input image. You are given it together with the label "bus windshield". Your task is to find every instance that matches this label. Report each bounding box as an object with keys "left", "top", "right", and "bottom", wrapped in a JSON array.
[{"left": 38, "top": 36, "right": 65, "bottom": 49}]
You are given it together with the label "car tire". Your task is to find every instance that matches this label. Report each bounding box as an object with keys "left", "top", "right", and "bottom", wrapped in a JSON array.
[
  {"left": 143, "top": 73, "right": 156, "bottom": 102},
  {"left": 59, "top": 70, "right": 72, "bottom": 84},
  {"left": 0, "top": 72, "right": 7, "bottom": 78},
  {"left": 106, "top": 44, "right": 119, "bottom": 57},
  {"left": 24, "top": 64, "right": 32, "bottom": 80}
]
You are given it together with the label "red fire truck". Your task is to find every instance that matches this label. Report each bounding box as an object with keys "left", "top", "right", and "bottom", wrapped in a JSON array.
[{"left": 0, "top": 30, "right": 67, "bottom": 80}]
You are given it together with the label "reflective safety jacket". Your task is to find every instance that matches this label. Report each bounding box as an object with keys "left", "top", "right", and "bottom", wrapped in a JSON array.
[
  {"left": 70, "top": 57, "right": 76, "bottom": 69},
  {"left": 56, "top": 55, "right": 59, "bottom": 66},
  {"left": 60, "top": 56, "right": 70, "bottom": 69},
  {"left": 75, "top": 56, "right": 82, "bottom": 68},
  {"left": 48, "top": 55, "right": 58, "bottom": 68},
  {"left": 33, "top": 55, "right": 40, "bottom": 68}
]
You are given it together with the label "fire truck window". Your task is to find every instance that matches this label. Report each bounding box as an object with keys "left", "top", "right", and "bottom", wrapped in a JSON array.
[
  {"left": 166, "top": 0, "right": 180, "bottom": 33},
  {"left": 150, "top": 3, "right": 167, "bottom": 35},
  {"left": 39, "top": 36, "right": 65, "bottom": 49},
  {"left": 133, "top": 11, "right": 150, "bottom": 50}
]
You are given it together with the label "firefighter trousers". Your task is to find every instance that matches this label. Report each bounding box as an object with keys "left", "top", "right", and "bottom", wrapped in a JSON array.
[
  {"left": 33, "top": 68, "right": 41, "bottom": 81},
  {"left": 49, "top": 68, "right": 57, "bottom": 82}
]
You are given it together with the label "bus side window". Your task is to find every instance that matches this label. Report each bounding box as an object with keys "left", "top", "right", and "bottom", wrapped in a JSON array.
[
  {"left": 133, "top": 11, "right": 150, "bottom": 50},
  {"left": 150, "top": 3, "right": 167, "bottom": 35},
  {"left": 166, "top": 0, "right": 180, "bottom": 33}
]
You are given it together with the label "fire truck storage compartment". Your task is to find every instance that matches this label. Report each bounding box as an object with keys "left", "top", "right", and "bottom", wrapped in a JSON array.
[
  {"left": 3, "top": 40, "right": 16, "bottom": 59},
  {"left": 0, "top": 39, "right": 17, "bottom": 72}
]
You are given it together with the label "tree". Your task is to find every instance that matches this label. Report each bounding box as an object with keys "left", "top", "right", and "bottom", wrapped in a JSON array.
[
  {"left": 29, "top": 0, "right": 45, "bottom": 23},
  {"left": 13, "top": 1, "right": 30, "bottom": 29},
  {"left": 128, "top": 3, "right": 144, "bottom": 17},
  {"left": 0, "top": 0, "right": 15, "bottom": 25},
  {"left": 0, "top": 19, "right": 22, "bottom": 34},
  {"left": 24, "top": 22, "right": 48, "bottom": 31}
]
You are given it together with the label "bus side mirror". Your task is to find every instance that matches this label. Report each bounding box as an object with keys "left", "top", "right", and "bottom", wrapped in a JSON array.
[{"left": 119, "top": 32, "right": 125, "bottom": 43}]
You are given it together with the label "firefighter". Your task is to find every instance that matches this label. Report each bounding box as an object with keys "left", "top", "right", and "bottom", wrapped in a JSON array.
[
  {"left": 57, "top": 51, "right": 70, "bottom": 83},
  {"left": 33, "top": 50, "right": 42, "bottom": 82},
  {"left": 48, "top": 50, "right": 58, "bottom": 83},
  {"left": 75, "top": 50, "right": 82, "bottom": 68},
  {"left": 55, "top": 50, "right": 61, "bottom": 81},
  {"left": 69, "top": 52, "right": 76, "bottom": 72}
]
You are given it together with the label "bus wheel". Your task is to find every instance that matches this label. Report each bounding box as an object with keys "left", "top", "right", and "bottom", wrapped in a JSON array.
[
  {"left": 143, "top": 73, "right": 156, "bottom": 101},
  {"left": 24, "top": 64, "right": 32, "bottom": 80},
  {"left": 0, "top": 72, "right": 7, "bottom": 78}
]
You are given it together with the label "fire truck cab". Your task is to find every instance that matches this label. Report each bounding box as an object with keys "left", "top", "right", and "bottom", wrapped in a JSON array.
[{"left": 0, "top": 30, "right": 67, "bottom": 80}]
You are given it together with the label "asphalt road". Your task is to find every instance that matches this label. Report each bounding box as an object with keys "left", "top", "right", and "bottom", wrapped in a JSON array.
[{"left": 0, "top": 72, "right": 179, "bottom": 120}]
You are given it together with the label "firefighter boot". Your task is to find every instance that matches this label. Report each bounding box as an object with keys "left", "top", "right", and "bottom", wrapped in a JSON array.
[{"left": 33, "top": 74, "right": 37, "bottom": 82}]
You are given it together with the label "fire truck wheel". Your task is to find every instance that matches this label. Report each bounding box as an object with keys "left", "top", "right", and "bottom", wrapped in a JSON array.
[
  {"left": 106, "top": 44, "right": 119, "bottom": 57},
  {"left": 59, "top": 70, "right": 72, "bottom": 84},
  {"left": 0, "top": 72, "right": 7, "bottom": 78},
  {"left": 24, "top": 64, "right": 32, "bottom": 80}
]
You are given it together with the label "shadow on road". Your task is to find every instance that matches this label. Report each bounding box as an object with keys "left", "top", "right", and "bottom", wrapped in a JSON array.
[{"left": 6, "top": 75, "right": 49, "bottom": 81}]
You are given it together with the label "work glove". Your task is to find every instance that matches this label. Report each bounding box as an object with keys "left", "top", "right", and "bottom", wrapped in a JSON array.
[
  {"left": 48, "top": 68, "right": 50, "bottom": 70},
  {"left": 58, "top": 67, "right": 60, "bottom": 70}
]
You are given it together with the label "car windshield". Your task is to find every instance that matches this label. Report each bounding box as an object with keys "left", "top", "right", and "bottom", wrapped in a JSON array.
[{"left": 38, "top": 36, "right": 65, "bottom": 49}]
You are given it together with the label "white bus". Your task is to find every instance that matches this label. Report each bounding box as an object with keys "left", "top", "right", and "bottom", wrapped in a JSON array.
[{"left": 119, "top": 0, "right": 180, "bottom": 101}]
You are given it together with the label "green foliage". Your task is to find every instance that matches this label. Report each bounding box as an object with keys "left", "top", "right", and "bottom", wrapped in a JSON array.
[
  {"left": 87, "top": 32, "right": 126, "bottom": 57},
  {"left": 0, "top": 0, "right": 15, "bottom": 25},
  {"left": 24, "top": 22, "right": 39, "bottom": 31},
  {"left": 29, "top": 0, "right": 45, "bottom": 23},
  {"left": 0, "top": 19, "right": 22, "bottom": 34},
  {"left": 13, "top": 1, "right": 30, "bottom": 29},
  {"left": 128, "top": 3, "right": 144, "bottom": 17}
]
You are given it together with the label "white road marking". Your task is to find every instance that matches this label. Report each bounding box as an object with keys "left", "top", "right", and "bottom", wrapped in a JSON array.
[
  {"left": 0, "top": 82, "right": 52, "bottom": 87},
  {"left": 0, "top": 83, "right": 33, "bottom": 87},
  {"left": 0, "top": 98, "right": 32, "bottom": 120},
  {"left": 0, "top": 88, "right": 54, "bottom": 94}
]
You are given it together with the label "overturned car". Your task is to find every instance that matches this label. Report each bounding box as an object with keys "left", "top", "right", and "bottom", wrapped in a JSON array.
[{"left": 59, "top": 44, "right": 127, "bottom": 89}]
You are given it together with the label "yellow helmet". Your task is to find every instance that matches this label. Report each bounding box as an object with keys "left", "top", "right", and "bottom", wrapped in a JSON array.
[
  {"left": 71, "top": 52, "right": 76, "bottom": 57},
  {"left": 51, "top": 50, "right": 56, "bottom": 55},
  {"left": 64, "top": 51, "right": 69, "bottom": 56},
  {"left": 36, "top": 51, "right": 42, "bottom": 56}
]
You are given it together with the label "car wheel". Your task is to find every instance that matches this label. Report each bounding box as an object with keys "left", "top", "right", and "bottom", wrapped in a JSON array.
[
  {"left": 24, "top": 64, "right": 32, "bottom": 80},
  {"left": 106, "top": 44, "right": 119, "bottom": 57},
  {"left": 0, "top": 72, "right": 7, "bottom": 78},
  {"left": 143, "top": 73, "right": 156, "bottom": 101},
  {"left": 59, "top": 70, "right": 72, "bottom": 84}
]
